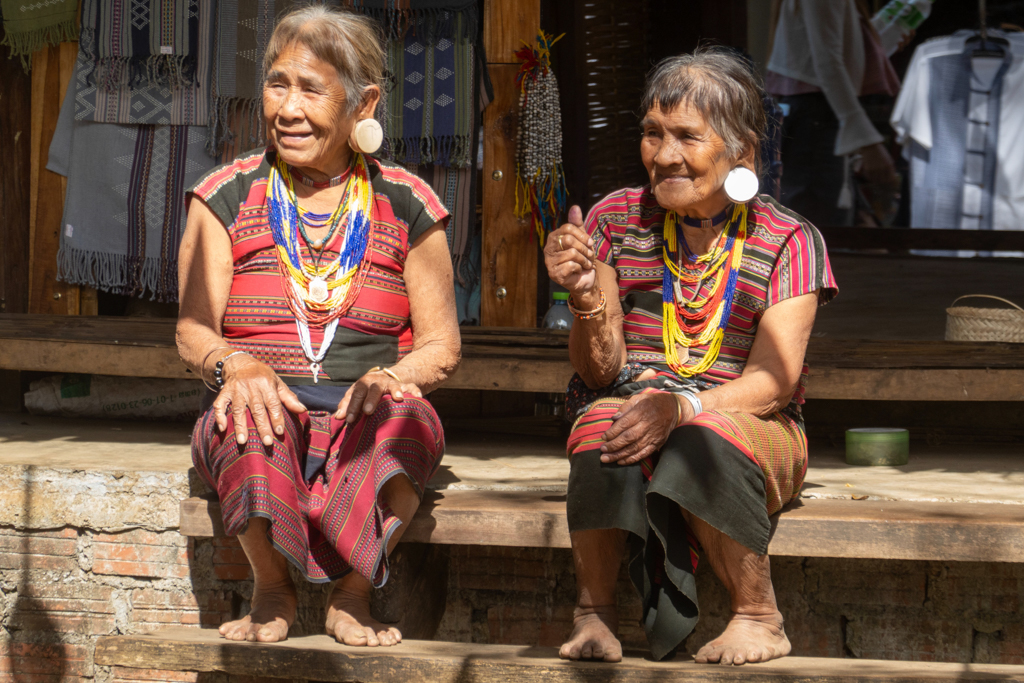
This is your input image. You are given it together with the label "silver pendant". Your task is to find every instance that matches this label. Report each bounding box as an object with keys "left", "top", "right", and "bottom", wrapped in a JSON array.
[
  {"left": 308, "top": 277, "right": 328, "bottom": 304},
  {"left": 310, "top": 362, "right": 321, "bottom": 384}
]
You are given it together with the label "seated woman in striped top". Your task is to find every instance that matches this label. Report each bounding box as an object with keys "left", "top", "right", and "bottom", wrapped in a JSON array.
[
  {"left": 544, "top": 47, "right": 837, "bottom": 666},
  {"left": 176, "top": 7, "right": 458, "bottom": 647}
]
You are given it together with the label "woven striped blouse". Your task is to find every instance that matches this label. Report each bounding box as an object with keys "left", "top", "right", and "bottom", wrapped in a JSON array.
[
  {"left": 586, "top": 188, "right": 838, "bottom": 408},
  {"left": 189, "top": 149, "right": 449, "bottom": 386}
]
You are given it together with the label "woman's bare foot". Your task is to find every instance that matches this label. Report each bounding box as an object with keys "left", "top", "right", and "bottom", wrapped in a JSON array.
[
  {"left": 219, "top": 577, "right": 297, "bottom": 642},
  {"left": 694, "top": 612, "right": 791, "bottom": 665},
  {"left": 559, "top": 605, "right": 622, "bottom": 662},
  {"left": 325, "top": 580, "right": 402, "bottom": 647}
]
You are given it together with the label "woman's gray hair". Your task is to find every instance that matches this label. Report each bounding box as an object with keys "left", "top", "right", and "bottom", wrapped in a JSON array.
[
  {"left": 640, "top": 46, "right": 767, "bottom": 170},
  {"left": 263, "top": 6, "right": 386, "bottom": 116}
]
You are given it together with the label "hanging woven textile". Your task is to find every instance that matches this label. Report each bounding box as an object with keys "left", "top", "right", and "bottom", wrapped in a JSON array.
[
  {"left": 514, "top": 30, "right": 566, "bottom": 245},
  {"left": 0, "top": 0, "right": 77, "bottom": 69}
]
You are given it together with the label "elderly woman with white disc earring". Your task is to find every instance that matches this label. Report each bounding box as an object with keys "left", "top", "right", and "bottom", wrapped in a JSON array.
[
  {"left": 544, "top": 47, "right": 837, "bottom": 666},
  {"left": 177, "top": 6, "right": 459, "bottom": 647}
]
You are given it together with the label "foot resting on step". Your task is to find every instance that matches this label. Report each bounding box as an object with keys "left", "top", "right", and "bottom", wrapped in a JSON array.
[
  {"left": 694, "top": 611, "right": 791, "bottom": 665},
  {"left": 559, "top": 605, "right": 622, "bottom": 662},
  {"left": 326, "top": 579, "right": 402, "bottom": 647},
  {"left": 219, "top": 576, "right": 297, "bottom": 643}
]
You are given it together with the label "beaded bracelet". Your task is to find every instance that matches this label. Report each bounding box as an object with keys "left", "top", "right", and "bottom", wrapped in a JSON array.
[
  {"left": 204, "top": 350, "right": 247, "bottom": 392},
  {"left": 567, "top": 288, "right": 607, "bottom": 320}
]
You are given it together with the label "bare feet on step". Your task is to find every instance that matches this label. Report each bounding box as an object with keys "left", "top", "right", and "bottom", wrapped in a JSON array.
[
  {"left": 694, "top": 611, "right": 791, "bottom": 665},
  {"left": 559, "top": 606, "right": 622, "bottom": 662},
  {"left": 219, "top": 577, "right": 297, "bottom": 643},
  {"left": 325, "top": 579, "right": 402, "bottom": 647}
]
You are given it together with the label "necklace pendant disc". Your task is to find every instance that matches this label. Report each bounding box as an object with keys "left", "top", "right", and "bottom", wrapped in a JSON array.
[
  {"left": 308, "top": 277, "right": 329, "bottom": 304},
  {"left": 675, "top": 344, "right": 690, "bottom": 363}
]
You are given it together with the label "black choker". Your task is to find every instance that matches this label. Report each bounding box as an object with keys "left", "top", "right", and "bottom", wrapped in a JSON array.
[{"left": 680, "top": 205, "right": 732, "bottom": 229}]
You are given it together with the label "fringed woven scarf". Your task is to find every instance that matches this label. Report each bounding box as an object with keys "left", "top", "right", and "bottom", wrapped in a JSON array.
[
  {"left": 343, "top": 0, "right": 477, "bottom": 42},
  {"left": 75, "top": 0, "right": 213, "bottom": 125},
  {"left": 0, "top": 0, "right": 78, "bottom": 69},
  {"left": 384, "top": 9, "right": 475, "bottom": 167},
  {"left": 81, "top": 0, "right": 201, "bottom": 92},
  {"left": 48, "top": 69, "right": 217, "bottom": 301}
]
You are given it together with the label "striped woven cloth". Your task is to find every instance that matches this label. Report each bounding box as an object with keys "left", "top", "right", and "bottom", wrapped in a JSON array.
[{"left": 585, "top": 189, "right": 838, "bottom": 411}]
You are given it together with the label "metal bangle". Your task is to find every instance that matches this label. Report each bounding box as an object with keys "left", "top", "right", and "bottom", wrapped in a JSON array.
[
  {"left": 200, "top": 346, "right": 232, "bottom": 387},
  {"left": 680, "top": 391, "right": 703, "bottom": 423},
  {"left": 368, "top": 366, "right": 403, "bottom": 383}
]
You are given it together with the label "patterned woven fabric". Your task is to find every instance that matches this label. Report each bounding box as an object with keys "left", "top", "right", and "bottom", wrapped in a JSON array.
[
  {"left": 82, "top": 0, "right": 201, "bottom": 90},
  {"left": 74, "top": 0, "right": 212, "bottom": 125},
  {"left": 191, "top": 396, "right": 444, "bottom": 584},
  {"left": 0, "top": 0, "right": 78, "bottom": 69},
  {"left": 47, "top": 75, "right": 217, "bottom": 301},
  {"left": 188, "top": 149, "right": 449, "bottom": 385},
  {"left": 585, "top": 190, "right": 838, "bottom": 411}
]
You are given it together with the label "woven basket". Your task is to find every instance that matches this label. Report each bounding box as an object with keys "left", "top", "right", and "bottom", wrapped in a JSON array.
[{"left": 945, "top": 295, "right": 1024, "bottom": 343}]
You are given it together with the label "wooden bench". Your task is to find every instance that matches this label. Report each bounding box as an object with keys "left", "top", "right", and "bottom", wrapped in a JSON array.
[
  {"left": 2, "top": 313, "right": 1024, "bottom": 400},
  {"left": 95, "top": 626, "right": 1024, "bottom": 682}
]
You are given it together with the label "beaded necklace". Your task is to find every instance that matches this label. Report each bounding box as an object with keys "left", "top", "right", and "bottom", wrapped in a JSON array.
[
  {"left": 267, "top": 153, "right": 375, "bottom": 382},
  {"left": 661, "top": 204, "right": 748, "bottom": 377}
]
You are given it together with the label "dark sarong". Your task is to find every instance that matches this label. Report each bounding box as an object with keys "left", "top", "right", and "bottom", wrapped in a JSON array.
[
  {"left": 565, "top": 383, "right": 807, "bottom": 660},
  {"left": 191, "top": 395, "right": 444, "bottom": 586}
]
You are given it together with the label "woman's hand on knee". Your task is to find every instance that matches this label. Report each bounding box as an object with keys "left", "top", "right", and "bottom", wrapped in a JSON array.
[
  {"left": 335, "top": 369, "right": 422, "bottom": 425},
  {"left": 600, "top": 392, "right": 680, "bottom": 465},
  {"left": 212, "top": 356, "right": 307, "bottom": 446}
]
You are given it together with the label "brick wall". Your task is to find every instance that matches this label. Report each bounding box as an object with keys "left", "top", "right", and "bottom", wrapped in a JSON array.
[{"left": 435, "top": 546, "right": 1024, "bottom": 665}]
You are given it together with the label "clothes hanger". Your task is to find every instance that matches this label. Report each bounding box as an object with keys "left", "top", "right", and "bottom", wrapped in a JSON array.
[{"left": 966, "top": 0, "right": 1009, "bottom": 57}]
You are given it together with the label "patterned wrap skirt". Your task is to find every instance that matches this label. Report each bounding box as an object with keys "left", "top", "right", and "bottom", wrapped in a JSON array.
[
  {"left": 191, "top": 391, "right": 444, "bottom": 587},
  {"left": 565, "top": 373, "right": 807, "bottom": 661}
]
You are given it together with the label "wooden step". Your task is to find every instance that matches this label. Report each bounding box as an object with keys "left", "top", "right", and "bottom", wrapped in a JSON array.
[
  {"left": 3, "top": 314, "right": 1024, "bottom": 399},
  {"left": 95, "top": 627, "right": 1024, "bottom": 682},
  {"left": 180, "top": 492, "right": 1024, "bottom": 563}
]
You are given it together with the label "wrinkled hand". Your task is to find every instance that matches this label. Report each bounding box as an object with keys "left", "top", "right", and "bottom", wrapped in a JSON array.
[
  {"left": 212, "top": 355, "right": 307, "bottom": 447},
  {"left": 335, "top": 369, "right": 422, "bottom": 424},
  {"left": 600, "top": 392, "right": 693, "bottom": 465},
  {"left": 855, "top": 142, "right": 898, "bottom": 187},
  {"left": 544, "top": 205, "right": 597, "bottom": 296}
]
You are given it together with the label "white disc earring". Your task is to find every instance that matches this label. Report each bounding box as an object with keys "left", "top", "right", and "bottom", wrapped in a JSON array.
[
  {"left": 723, "top": 166, "right": 759, "bottom": 203},
  {"left": 349, "top": 118, "right": 383, "bottom": 155}
]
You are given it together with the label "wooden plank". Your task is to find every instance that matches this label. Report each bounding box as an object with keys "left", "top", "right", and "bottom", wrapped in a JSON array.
[
  {"left": 818, "top": 226, "right": 1024, "bottom": 252},
  {"left": 0, "top": 22, "right": 33, "bottom": 315},
  {"left": 181, "top": 493, "right": 1024, "bottom": 563},
  {"left": 481, "top": 64, "right": 536, "bottom": 327},
  {"left": 95, "top": 626, "right": 1024, "bottom": 681},
  {"left": 29, "top": 42, "right": 79, "bottom": 316},
  {"left": 805, "top": 368, "right": 1024, "bottom": 402},
  {"left": 482, "top": 0, "right": 540, "bottom": 63},
  {"left": 0, "top": 338, "right": 194, "bottom": 379}
]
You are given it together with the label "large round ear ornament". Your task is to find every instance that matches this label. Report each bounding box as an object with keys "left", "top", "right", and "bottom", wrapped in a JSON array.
[
  {"left": 723, "top": 166, "right": 759, "bottom": 203},
  {"left": 349, "top": 118, "right": 383, "bottom": 155}
]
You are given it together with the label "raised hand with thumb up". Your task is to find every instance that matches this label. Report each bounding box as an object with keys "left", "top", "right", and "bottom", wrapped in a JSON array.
[{"left": 544, "top": 205, "right": 598, "bottom": 296}]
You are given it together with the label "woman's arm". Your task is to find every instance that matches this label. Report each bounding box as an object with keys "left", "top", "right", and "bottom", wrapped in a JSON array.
[
  {"left": 545, "top": 206, "right": 627, "bottom": 388},
  {"left": 335, "top": 223, "right": 461, "bottom": 422},
  {"left": 177, "top": 197, "right": 306, "bottom": 445},
  {"left": 697, "top": 291, "right": 819, "bottom": 417}
]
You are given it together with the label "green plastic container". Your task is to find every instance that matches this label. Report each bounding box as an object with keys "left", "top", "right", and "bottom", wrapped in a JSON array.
[{"left": 845, "top": 428, "right": 909, "bottom": 466}]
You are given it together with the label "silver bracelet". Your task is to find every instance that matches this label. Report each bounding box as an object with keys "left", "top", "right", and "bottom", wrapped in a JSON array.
[{"left": 680, "top": 391, "right": 703, "bottom": 420}]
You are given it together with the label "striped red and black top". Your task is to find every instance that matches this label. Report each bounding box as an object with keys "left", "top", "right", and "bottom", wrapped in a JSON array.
[
  {"left": 586, "top": 188, "right": 838, "bottom": 408},
  {"left": 188, "top": 149, "right": 449, "bottom": 386}
]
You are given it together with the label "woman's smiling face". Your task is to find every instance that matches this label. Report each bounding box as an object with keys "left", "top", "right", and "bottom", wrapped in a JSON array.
[
  {"left": 263, "top": 42, "right": 353, "bottom": 175},
  {"left": 640, "top": 101, "right": 736, "bottom": 216}
]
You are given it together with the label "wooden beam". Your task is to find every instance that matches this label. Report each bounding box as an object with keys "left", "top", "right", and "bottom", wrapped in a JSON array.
[
  {"left": 482, "top": 0, "right": 541, "bottom": 63},
  {"left": 95, "top": 626, "right": 1024, "bottom": 681},
  {"left": 818, "top": 226, "right": 1024, "bottom": 252},
  {"left": 28, "top": 42, "right": 80, "bottom": 315},
  {"left": 480, "top": 64, "right": 537, "bottom": 327},
  {"left": 0, "top": 24, "right": 33, "bottom": 316},
  {"left": 181, "top": 493, "right": 1024, "bottom": 564},
  {"left": 806, "top": 368, "right": 1024, "bottom": 402}
]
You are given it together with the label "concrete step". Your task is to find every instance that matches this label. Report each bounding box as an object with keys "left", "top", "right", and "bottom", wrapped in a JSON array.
[{"left": 95, "top": 627, "right": 1024, "bottom": 682}]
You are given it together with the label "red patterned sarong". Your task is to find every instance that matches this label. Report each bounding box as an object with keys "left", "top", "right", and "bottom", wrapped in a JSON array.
[{"left": 191, "top": 396, "right": 443, "bottom": 586}]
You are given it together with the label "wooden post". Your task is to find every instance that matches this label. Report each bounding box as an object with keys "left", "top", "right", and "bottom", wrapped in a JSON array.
[
  {"left": 480, "top": 0, "right": 541, "bottom": 328},
  {"left": 28, "top": 41, "right": 82, "bottom": 315}
]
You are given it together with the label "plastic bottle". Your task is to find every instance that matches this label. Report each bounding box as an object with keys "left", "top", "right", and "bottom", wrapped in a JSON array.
[
  {"left": 872, "top": 0, "right": 935, "bottom": 57},
  {"left": 543, "top": 291, "right": 573, "bottom": 330}
]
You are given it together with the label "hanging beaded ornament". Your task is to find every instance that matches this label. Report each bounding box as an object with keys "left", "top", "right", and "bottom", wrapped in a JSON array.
[
  {"left": 514, "top": 31, "right": 568, "bottom": 245},
  {"left": 267, "top": 153, "right": 375, "bottom": 382},
  {"left": 661, "top": 204, "right": 748, "bottom": 378}
]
